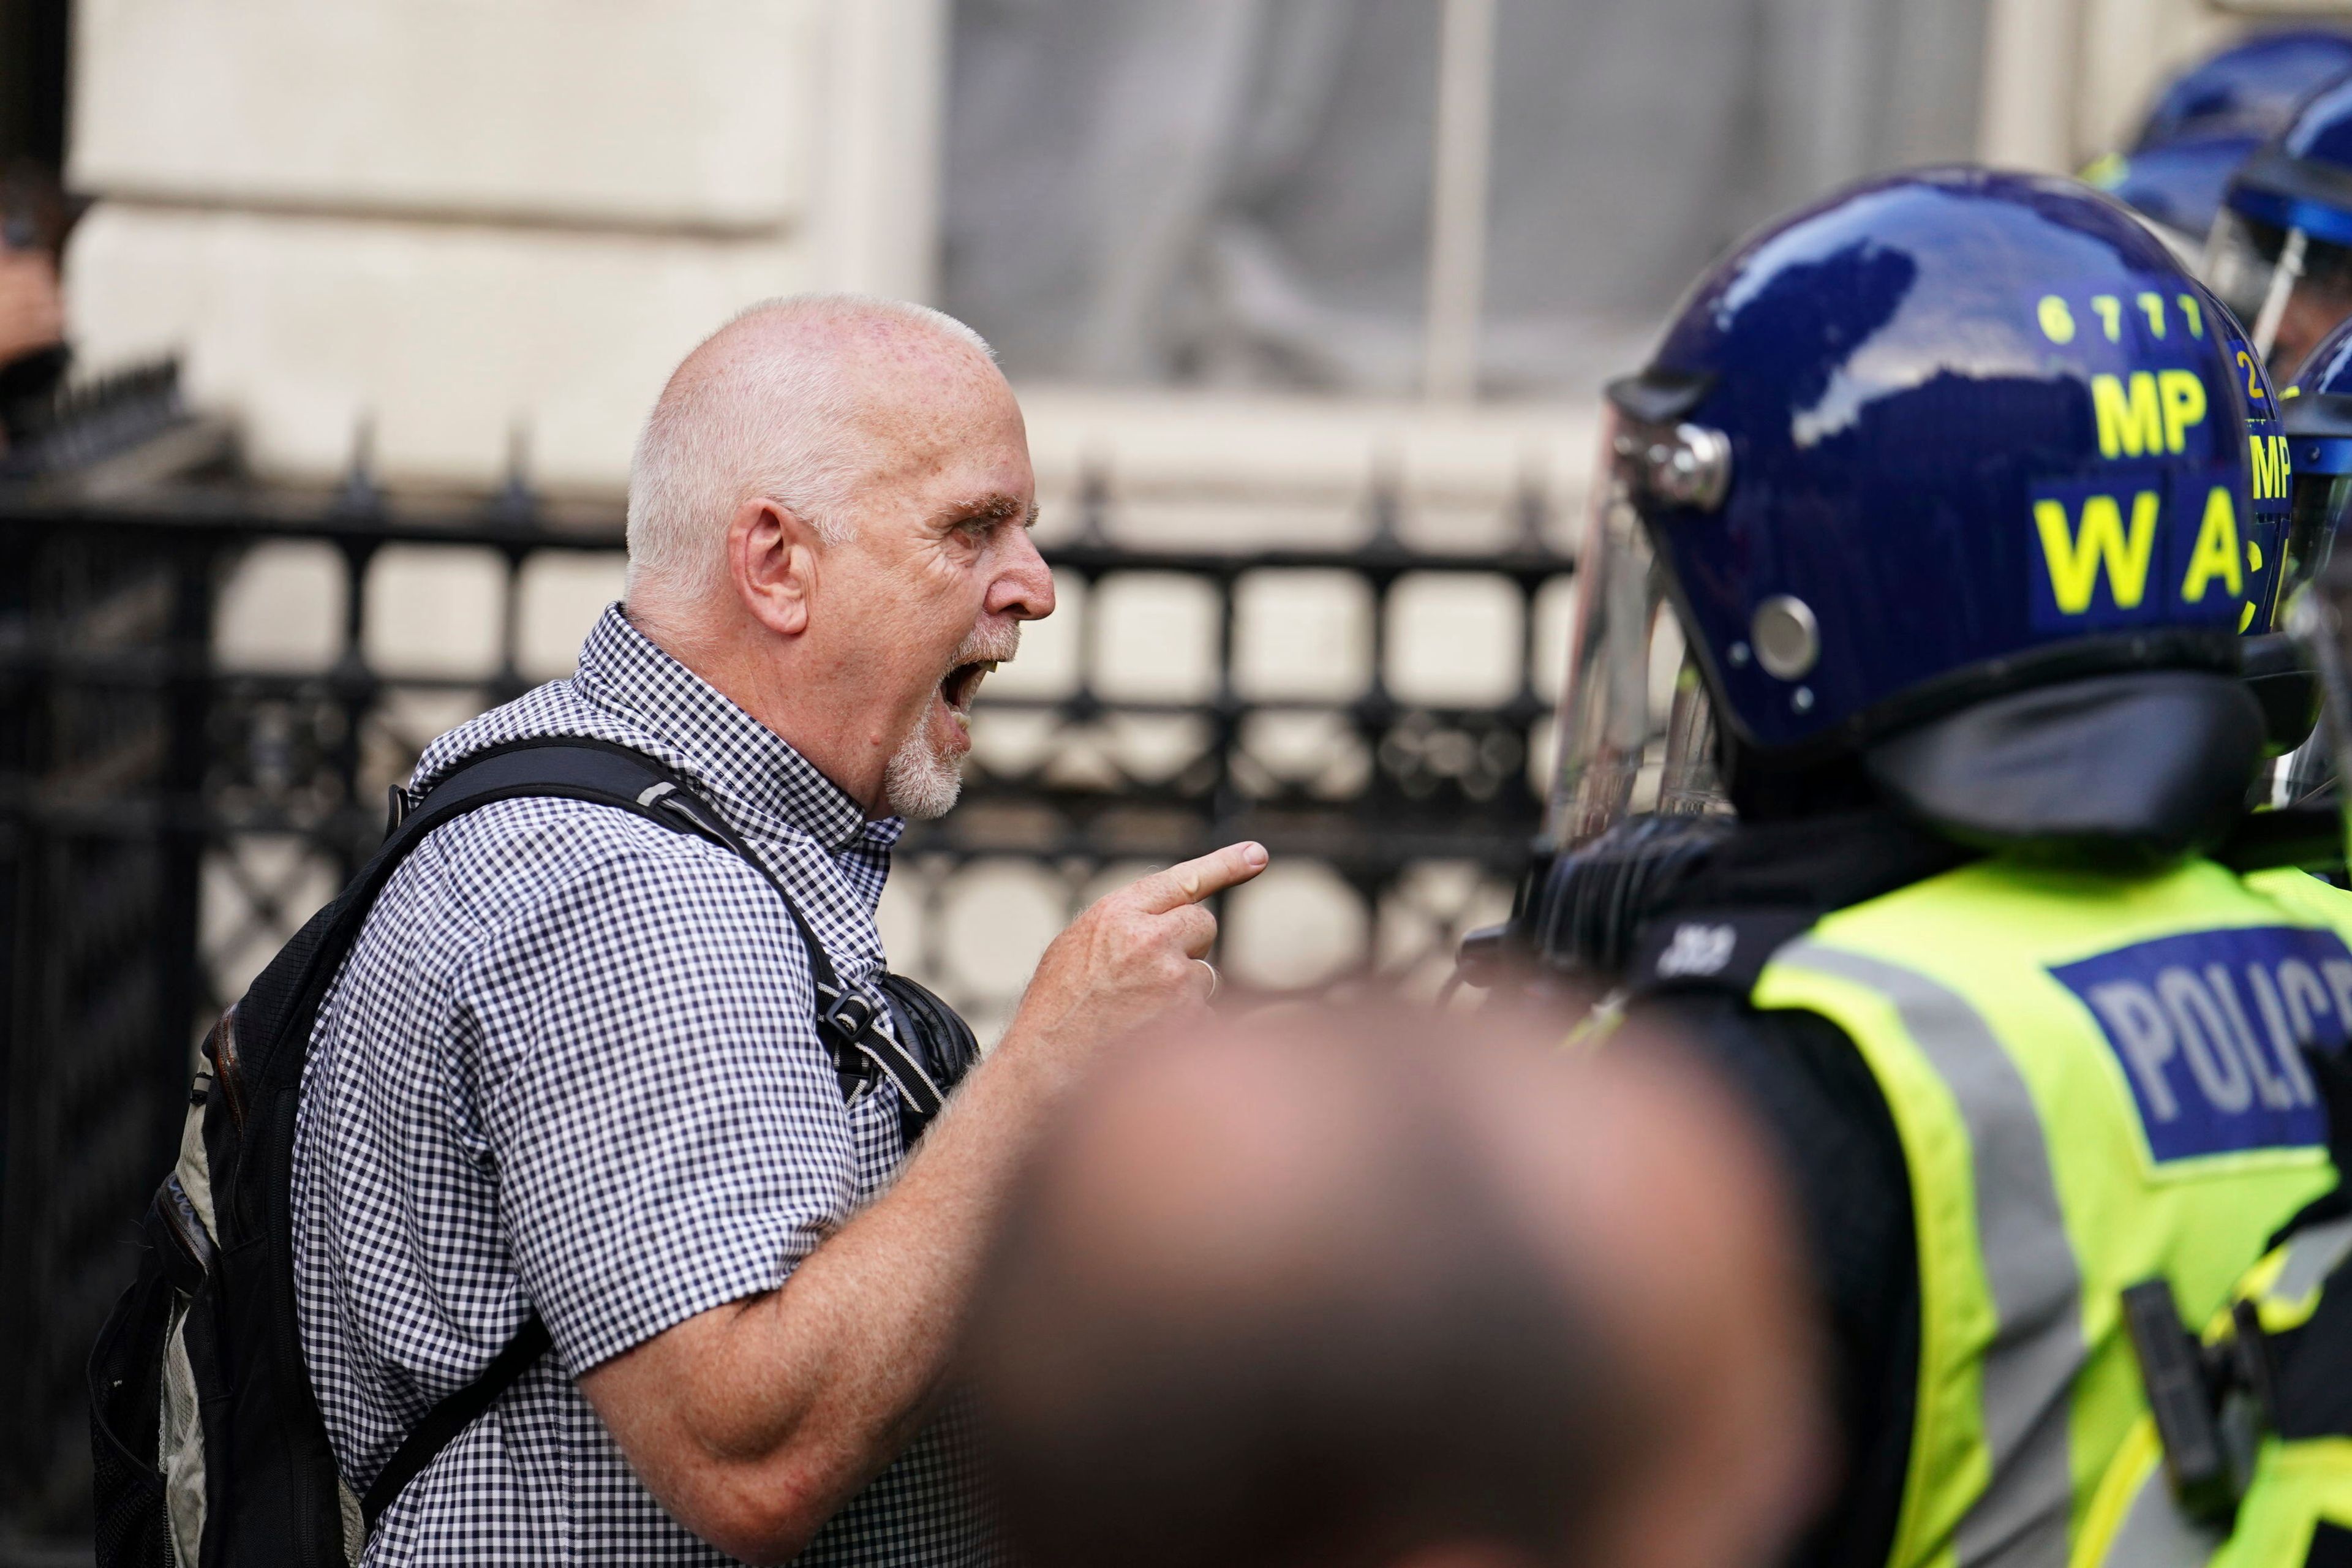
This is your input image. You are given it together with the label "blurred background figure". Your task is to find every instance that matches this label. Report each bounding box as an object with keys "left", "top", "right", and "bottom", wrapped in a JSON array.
[
  {"left": 0, "top": 241, "right": 64, "bottom": 370},
  {"left": 965, "top": 1005, "right": 1826, "bottom": 1568},
  {"left": 0, "top": 162, "right": 73, "bottom": 449},
  {"left": 2210, "top": 74, "right": 2352, "bottom": 372},
  {"left": 2086, "top": 28, "right": 2352, "bottom": 262}
]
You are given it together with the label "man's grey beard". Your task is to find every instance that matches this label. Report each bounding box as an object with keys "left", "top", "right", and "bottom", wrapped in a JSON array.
[
  {"left": 883, "top": 622, "right": 1021, "bottom": 821},
  {"left": 882, "top": 726, "right": 962, "bottom": 821}
]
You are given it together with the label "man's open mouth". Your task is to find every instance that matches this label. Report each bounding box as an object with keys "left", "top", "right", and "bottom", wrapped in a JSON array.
[{"left": 940, "top": 660, "right": 1000, "bottom": 720}]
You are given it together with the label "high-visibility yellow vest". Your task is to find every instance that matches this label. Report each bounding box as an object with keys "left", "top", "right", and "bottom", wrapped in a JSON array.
[
  {"left": 2069, "top": 1213, "right": 2352, "bottom": 1568},
  {"left": 1745, "top": 860, "right": 2352, "bottom": 1568}
]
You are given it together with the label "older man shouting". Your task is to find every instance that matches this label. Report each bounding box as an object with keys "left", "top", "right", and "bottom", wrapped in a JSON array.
[{"left": 290, "top": 296, "right": 1266, "bottom": 1565}]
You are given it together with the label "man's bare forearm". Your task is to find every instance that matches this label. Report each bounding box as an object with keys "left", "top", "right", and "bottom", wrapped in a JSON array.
[{"left": 579, "top": 1035, "right": 1058, "bottom": 1561}]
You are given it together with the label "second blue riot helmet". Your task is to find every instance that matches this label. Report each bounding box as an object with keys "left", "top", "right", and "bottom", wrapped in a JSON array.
[
  {"left": 1552, "top": 169, "right": 2300, "bottom": 864},
  {"left": 2281, "top": 315, "right": 2352, "bottom": 591},
  {"left": 2089, "top": 29, "right": 2352, "bottom": 260},
  {"left": 2214, "top": 74, "right": 2352, "bottom": 371}
]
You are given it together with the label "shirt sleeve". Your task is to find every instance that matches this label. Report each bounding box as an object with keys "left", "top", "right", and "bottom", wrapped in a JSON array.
[{"left": 447, "top": 808, "right": 859, "bottom": 1373}]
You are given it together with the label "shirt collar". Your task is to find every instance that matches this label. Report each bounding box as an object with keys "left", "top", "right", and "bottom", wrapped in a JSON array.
[{"left": 569, "top": 604, "right": 894, "bottom": 855}]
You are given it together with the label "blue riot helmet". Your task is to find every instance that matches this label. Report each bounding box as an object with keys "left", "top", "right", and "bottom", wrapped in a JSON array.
[
  {"left": 2212, "top": 73, "right": 2352, "bottom": 371},
  {"left": 2086, "top": 30, "right": 2352, "bottom": 259},
  {"left": 2282, "top": 315, "right": 2352, "bottom": 590},
  {"left": 1550, "top": 169, "right": 2301, "bottom": 865}
]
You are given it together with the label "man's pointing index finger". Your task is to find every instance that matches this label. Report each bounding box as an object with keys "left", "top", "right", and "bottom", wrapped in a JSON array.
[{"left": 1135, "top": 842, "right": 1270, "bottom": 914}]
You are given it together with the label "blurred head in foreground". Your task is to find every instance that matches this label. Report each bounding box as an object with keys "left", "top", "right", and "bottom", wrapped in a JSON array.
[{"left": 964, "top": 1005, "right": 1826, "bottom": 1568}]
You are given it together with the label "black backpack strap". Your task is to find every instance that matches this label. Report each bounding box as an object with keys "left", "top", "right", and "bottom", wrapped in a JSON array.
[
  {"left": 565, "top": 754, "right": 950, "bottom": 1124},
  {"left": 392, "top": 737, "right": 947, "bottom": 1119},
  {"left": 359, "top": 1316, "right": 551, "bottom": 1527}
]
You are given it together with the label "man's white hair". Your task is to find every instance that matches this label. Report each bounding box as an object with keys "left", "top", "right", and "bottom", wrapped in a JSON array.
[{"left": 624, "top": 293, "right": 996, "bottom": 609}]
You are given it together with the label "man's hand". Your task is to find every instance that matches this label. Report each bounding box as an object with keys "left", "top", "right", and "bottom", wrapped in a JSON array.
[
  {"left": 0, "top": 252, "right": 63, "bottom": 367},
  {"left": 1000, "top": 842, "right": 1268, "bottom": 1079}
]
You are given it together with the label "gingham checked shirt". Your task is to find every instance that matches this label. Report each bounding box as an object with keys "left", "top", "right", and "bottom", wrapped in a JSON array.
[{"left": 290, "top": 605, "right": 998, "bottom": 1566}]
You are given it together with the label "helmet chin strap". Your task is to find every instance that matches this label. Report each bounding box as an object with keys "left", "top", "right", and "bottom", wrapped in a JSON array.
[{"left": 2253, "top": 227, "right": 2310, "bottom": 363}]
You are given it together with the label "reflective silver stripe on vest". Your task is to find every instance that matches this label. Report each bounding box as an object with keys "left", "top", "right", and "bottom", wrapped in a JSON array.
[
  {"left": 2271, "top": 1214, "right": 2352, "bottom": 1306},
  {"left": 1776, "top": 941, "right": 2082, "bottom": 1568},
  {"left": 2102, "top": 1461, "right": 2222, "bottom": 1568}
]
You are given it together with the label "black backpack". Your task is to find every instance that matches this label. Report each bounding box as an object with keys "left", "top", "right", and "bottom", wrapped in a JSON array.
[{"left": 88, "top": 737, "right": 979, "bottom": 1567}]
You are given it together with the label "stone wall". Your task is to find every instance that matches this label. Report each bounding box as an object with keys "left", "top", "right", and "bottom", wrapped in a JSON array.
[{"left": 64, "top": 0, "right": 944, "bottom": 488}]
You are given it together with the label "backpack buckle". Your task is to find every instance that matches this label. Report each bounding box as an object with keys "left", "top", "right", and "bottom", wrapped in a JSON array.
[{"left": 823, "top": 991, "right": 879, "bottom": 1041}]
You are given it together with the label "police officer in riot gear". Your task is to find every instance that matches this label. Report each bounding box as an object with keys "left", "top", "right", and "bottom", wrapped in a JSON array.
[
  {"left": 1472, "top": 168, "right": 2352, "bottom": 1568},
  {"left": 2053, "top": 344, "right": 2352, "bottom": 1568},
  {"left": 2087, "top": 29, "right": 2352, "bottom": 264},
  {"left": 2214, "top": 74, "right": 2352, "bottom": 372},
  {"left": 2258, "top": 315, "right": 2352, "bottom": 804},
  {"left": 2282, "top": 319, "right": 2352, "bottom": 590}
]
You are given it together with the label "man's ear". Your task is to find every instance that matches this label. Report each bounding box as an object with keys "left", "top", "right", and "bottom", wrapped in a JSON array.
[{"left": 730, "top": 496, "right": 820, "bottom": 638}]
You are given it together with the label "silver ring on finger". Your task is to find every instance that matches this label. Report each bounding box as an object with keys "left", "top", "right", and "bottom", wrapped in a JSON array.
[{"left": 1194, "top": 958, "right": 1220, "bottom": 1002}]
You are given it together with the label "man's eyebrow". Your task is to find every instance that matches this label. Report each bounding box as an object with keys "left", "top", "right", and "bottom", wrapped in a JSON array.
[{"left": 940, "top": 492, "right": 1035, "bottom": 527}]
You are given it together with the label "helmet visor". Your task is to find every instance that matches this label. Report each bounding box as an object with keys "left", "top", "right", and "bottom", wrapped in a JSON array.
[
  {"left": 2288, "top": 463, "right": 2352, "bottom": 592},
  {"left": 2209, "top": 209, "right": 2352, "bottom": 374},
  {"left": 1544, "top": 412, "right": 1727, "bottom": 850},
  {"left": 2288, "top": 559, "right": 2352, "bottom": 839}
]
